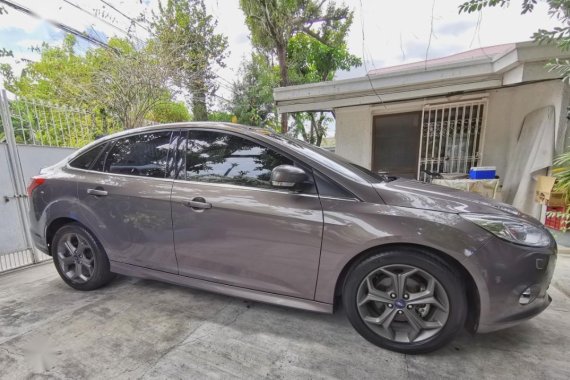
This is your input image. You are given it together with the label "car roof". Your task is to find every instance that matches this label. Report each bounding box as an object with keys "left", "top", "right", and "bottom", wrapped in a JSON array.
[
  {"left": 109, "top": 122, "right": 270, "bottom": 138},
  {"left": 75, "top": 122, "right": 281, "bottom": 157}
]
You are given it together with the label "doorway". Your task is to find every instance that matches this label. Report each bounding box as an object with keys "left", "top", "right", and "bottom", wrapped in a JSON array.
[{"left": 372, "top": 112, "right": 422, "bottom": 178}]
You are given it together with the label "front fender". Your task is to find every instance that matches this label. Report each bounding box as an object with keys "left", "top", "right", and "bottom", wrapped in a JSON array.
[{"left": 314, "top": 199, "right": 492, "bottom": 304}]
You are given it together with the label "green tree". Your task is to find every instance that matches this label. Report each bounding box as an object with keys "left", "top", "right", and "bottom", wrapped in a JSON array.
[
  {"left": 2, "top": 35, "right": 177, "bottom": 131},
  {"left": 2, "top": 35, "right": 92, "bottom": 106},
  {"left": 239, "top": 0, "right": 353, "bottom": 133},
  {"left": 147, "top": 100, "right": 191, "bottom": 123},
  {"left": 207, "top": 111, "right": 233, "bottom": 122},
  {"left": 151, "top": 0, "right": 228, "bottom": 121},
  {"left": 287, "top": 32, "right": 360, "bottom": 145},
  {"left": 459, "top": 0, "right": 570, "bottom": 80},
  {"left": 230, "top": 52, "right": 280, "bottom": 127}
]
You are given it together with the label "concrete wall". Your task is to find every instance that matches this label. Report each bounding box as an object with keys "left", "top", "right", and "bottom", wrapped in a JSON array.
[
  {"left": 334, "top": 80, "right": 569, "bottom": 177},
  {"left": 0, "top": 143, "right": 76, "bottom": 255},
  {"left": 335, "top": 105, "right": 373, "bottom": 168},
  {"left": 482, "top": 80, "right": 567, "bottom": 179},
  {"left": 16, "top": 144, "right": 76, "bottom": 180}
]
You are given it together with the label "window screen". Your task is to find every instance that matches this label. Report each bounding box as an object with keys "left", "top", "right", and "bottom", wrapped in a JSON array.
[
  {"left": 185, "top": 131, "right": 293, "bottom": 189},
  {"left": 69, "top": 143, "right": 106, "bottom": 170},
  {"left": 105, "top": 131, "right": 172, "bottom": 178}
]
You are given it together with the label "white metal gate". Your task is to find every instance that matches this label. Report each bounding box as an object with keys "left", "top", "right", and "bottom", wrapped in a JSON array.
[
  {"left": 417, "top": 100, "right": 487, "bottom": 181},
  {"left": 0, "top": 90, "right": 95, "bottom": 273}
]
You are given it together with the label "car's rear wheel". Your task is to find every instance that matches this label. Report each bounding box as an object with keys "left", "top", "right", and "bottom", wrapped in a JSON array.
[
  {"left": 51, "top": 223, "right": 115, "bottom": 291},
  {"left": 342, "top": 247, "right": 467, "bottom": 354}
]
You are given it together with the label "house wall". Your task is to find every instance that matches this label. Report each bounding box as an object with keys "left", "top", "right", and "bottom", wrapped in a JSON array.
[
  {"left": 335, "top": 105, "right": 373, "bottom": 168},
  {"left": 334, "top": 80, "right": 569, "bottom": 176},
  {"left": 482, "top": 80, "right": 567, "bottom": 179}
]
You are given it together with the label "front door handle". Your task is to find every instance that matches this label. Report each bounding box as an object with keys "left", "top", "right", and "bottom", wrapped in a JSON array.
[
  {"left": 87, "top": 188, "right": 108, "bottom": 197},
  {"left": 183, "top": 197, "right": 212, "bottom": 210}
]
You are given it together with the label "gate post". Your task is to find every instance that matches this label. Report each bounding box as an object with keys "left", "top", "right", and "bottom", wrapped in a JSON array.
[{"left": 0, "top": 90, "right": 37, "bottom": 263}]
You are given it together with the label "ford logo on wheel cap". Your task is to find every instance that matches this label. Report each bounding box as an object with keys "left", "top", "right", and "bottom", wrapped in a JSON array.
[{"left": 395, "top": 299, "right": 406, "bottom": 309}]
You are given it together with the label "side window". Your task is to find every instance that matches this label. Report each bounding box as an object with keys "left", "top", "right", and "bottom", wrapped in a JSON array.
[
  {"left": 69, "top": 143, "right": 106, "bottom": 170},
  {"left": 314, "top": 171, "right": 356, "bottom": 199},
  {"left": 167, "top": 132, "right": 185, "bottom": 179},
  {"left": 105, "top": 131, "right": 172, "bottom": 178},
  {"left": 185, "top": 131, "right": 294, "bottom": 189}
]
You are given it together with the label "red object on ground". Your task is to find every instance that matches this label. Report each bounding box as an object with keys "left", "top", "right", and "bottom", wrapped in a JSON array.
[{"left": 545, "top": 206, "right": 568, "bottom": 230}]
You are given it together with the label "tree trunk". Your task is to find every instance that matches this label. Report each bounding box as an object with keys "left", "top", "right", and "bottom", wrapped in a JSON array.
[
  {"left": 192, "top": 90, "right": 208, "bottom": 121},
  {"left": 308, "top": 113, "right": 315, "bottom": 144},
  {"left": 276, "top": 43, "right": 288, "bottom": 133},
  {"left": 316, "top": 112, "right": 326, "bottom": 147}
]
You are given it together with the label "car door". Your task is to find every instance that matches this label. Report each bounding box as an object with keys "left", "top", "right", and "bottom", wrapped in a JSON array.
[
  {"left": 74, "top": 130, "right": 179, "bottom": 274},
  {"left": 171, "top": 129, "right": 324, "bottom": 299}
]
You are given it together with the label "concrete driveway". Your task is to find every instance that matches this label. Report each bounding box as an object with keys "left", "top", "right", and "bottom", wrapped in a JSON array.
[{"left": 1, "top": 255, "right": 569, "bottom": 380}]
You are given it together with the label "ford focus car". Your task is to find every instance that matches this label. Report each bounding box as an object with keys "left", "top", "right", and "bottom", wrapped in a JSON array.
[{"left": 27, "top": 122, "right": 557, "bottom": 354}]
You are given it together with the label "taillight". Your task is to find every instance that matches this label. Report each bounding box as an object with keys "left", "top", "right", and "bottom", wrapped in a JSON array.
[{"left": 27, "top": 176, "right": 46, "bottom": 197}]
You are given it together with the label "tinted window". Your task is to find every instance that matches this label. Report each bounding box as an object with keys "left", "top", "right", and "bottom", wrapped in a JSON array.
[
  {"left": 263, "top": 133, "right": 392, "bottom": 184},
  {"left": 185, "top": 131, "right": 293, "bottom": 188},
  {"left": 167, "top": 132, "right": 185, "bottom": 179},
  {"left": 69, "top": 143, "right": 106, "bottom": 170},
  {"left": 315, "top": 172, "right": 355, "bottom": 199},
  {"left": 105, "top": 132, "right": 172, "bottom": 178}
]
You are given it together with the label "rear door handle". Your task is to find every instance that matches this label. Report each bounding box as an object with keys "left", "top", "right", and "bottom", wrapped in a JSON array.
[
  {"left": 87, "top": 188, "right": 108, "bottom": 196},
  {"left": 183, "top": 197, "right": 212, "bottom": 210}
]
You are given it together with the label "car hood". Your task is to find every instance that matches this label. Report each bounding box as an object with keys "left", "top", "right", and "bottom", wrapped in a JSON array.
[{"left": 373, "top": 178, "right": 520, "bottom": 215}]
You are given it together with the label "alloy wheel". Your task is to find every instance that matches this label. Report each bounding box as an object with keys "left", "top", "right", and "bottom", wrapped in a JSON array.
[
  {"left": 356, "top": 264, "right": 450, "bottom": 343},
  {"left": 56, "top": 232, "right": 95, "bottom": 283}
]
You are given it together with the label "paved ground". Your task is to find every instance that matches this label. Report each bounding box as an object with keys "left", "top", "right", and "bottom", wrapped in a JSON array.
[{"left": 1, "top": 256, "right": 569, "bottom": 380}]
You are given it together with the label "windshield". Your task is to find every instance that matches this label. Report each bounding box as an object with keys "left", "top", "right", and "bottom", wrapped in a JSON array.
[{"left": 262, "top": 132, "right": 393, "bottom": 184}]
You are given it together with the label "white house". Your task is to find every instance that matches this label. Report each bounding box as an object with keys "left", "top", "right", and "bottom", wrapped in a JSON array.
[{"left": 274, "top": 42, "right": 570, "bottom": 218}]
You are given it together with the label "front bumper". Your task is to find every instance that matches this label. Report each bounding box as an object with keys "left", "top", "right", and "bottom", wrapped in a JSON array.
[{"left": 465, "top": 235, "right": 557, "bottom": 333}]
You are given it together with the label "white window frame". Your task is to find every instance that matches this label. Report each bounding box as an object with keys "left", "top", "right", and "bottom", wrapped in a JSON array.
[{"left": 416, "top": 99, "right": 488, "bottom": 181}]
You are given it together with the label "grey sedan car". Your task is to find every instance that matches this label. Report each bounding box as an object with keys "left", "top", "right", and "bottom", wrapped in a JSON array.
[{"left": 28, "top": 122, "right": 557, "bottom": 354}]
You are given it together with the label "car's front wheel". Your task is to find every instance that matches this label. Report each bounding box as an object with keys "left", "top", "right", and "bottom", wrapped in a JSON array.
[
  {"left": 342, "top": 247, "right": 467, "bottom": 354},
  {"left": 51, "top": 223, "right": 115, "bottom": 291}
]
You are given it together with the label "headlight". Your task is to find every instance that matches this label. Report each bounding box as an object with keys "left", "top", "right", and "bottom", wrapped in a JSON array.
[{"left": 460, "top": 213, "right": 552, "bottom": 247}]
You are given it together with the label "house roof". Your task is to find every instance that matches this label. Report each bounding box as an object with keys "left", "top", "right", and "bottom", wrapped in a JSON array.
[
  {"left": 367, "top": 43, "right": 516, "bottom": 76},
  {"left": 274, "top": 41, "right": 570, "bottom": 113}
]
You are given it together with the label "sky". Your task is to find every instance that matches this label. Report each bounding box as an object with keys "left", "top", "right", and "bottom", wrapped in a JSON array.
[{"left": 0, "top": 0, "right": 562, "bottom": 115}]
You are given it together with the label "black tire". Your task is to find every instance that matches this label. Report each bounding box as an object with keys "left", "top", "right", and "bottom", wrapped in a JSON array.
[
  {"left": 51, "top": 223, "right": 115, "bottom": 291},
  {"left": 342, "top": 247, "right": 467, "bottom": 354}
]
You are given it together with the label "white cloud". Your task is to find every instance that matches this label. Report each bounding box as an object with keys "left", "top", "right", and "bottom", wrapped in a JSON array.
[
  {"left": 0, "top": 6, "right": 42, "bottom": 32},
  {"left": 336, "top": 0, "right": 560, "bottom": 79}
]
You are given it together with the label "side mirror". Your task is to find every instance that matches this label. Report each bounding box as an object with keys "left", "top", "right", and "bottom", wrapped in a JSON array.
[{"left": 270, "top": 165, "right": 308, "bottom": 189}]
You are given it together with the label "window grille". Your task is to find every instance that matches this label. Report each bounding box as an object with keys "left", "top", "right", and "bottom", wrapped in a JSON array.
[{"left": 417, "top": 100, "right": 487, "bottom": 181}]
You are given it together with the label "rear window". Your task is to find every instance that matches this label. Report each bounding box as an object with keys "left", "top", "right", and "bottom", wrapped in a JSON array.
[
  {"left": 104, "top": 132, "right": 173, "bottom": 178},
  {"left": 69, "top": 144, "right": 106, "bottom": 170}
]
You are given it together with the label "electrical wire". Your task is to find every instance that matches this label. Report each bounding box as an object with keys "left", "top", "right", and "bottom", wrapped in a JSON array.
[
  {"left": 97, "top": 0, "right": 153, "bottom": 35},
  {"left": 0, "top": 0, "right": 117, "bottom": 52},
  {"left": 62, "top": 0, "right": 143, "bottom": 44},
  {"left": 358, "top": 0, "right": 384, "bottom": 105}
]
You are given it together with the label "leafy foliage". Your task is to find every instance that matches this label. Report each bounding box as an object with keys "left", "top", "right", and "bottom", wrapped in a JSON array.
[
  {"left": 553, "top": 150, "right": 570, "bottom": 195},
  {"left": 207, "top": 111, "right": 234, "bottom": 122},
  {"left": 2, "top": 35, "right": 189, "bottom": 132},
  {"left": 458, "top": 0, "right": 537, "bottom": 14},
  {"left": 288, "top": 33, "right": 361, "bottom": 83},
  {"left": 236, "top": 1, "right": 359, "bottom": 144},
  {"left": 230, "top": 53, "right": 280, "bottom": 127},
  {"left": 239, "top": 0, "right": 354, "bottom": 132},
  {"left": 151, "top": 0, "right": 228, "bottom": 121},
  {"left": 147, "top": 100, "right": 192, "bottom": 124}
]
